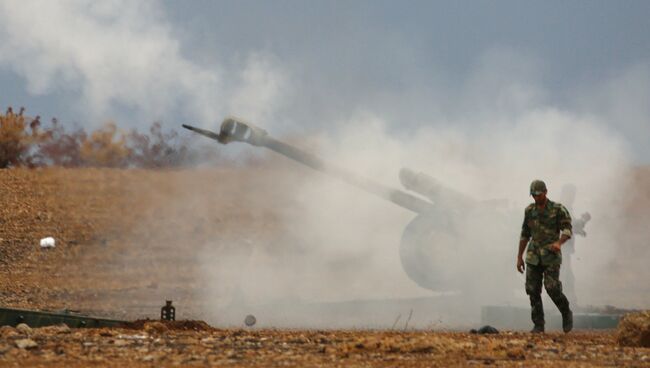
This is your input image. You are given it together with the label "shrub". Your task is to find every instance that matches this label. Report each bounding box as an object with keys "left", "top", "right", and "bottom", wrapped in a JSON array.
[
  {"left": 127, "top": 122, "right": 191, "bottom": 168},
  {"left": 0, "top": 107, "right": 33, "bottom": 168},
  {"left": 80, "top": 122, "right": 130, "bottom": 167},
  {"left": 32, "top": 118, "right": 86, "bottom": 167},
  {"left": 2, "top": 106, "right": 209, "bottom": 168}
]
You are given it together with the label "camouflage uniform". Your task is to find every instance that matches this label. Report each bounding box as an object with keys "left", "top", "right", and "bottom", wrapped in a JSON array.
[{"left": 521, "top": 192, "right": 573, "bottom": 329}]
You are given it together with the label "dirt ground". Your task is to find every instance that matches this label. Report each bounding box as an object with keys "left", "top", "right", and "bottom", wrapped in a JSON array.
[
  {"left": 0, "top": 165, "right": 298, "bottom": 318},
  {"left": 1, "top": 165, "right": 649, "bottom": 366},
  {"left": 2, "top": 324, "right": 649, "bottom": 367}
]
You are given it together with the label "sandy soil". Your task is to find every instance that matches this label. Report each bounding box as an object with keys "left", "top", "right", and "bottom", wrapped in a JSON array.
[
  {"left": 0, "top": 165, "right": 300, "bottom": 318},
  {"left": 2, "top": 323, "right": 649, "bottom": 367},
  {"left": 1, "top": 166, "right": 649, "bottom": 366}
]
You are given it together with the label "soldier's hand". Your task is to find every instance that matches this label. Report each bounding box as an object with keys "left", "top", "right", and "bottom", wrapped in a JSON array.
[
  {"left": 550, "top": 241, "right": 562, "bottom": 253},
  {"left": 517, "top": 258, "right": 525, "bottom": 273}
]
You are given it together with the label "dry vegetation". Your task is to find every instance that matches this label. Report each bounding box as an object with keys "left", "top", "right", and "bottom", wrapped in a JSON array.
[{"left": 0, "top": 107, "right": 203, "bottom": 169}]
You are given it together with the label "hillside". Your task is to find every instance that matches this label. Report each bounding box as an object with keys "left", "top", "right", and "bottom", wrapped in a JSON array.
[
  {"left": 0, "top": 166, "right": 649, "bottom": 366},
  {"left": 0, "top": 165, "right": 300, "bottom": 319},
  {"left": 1, "top": 165, "right": 649, "bottom": 317}
]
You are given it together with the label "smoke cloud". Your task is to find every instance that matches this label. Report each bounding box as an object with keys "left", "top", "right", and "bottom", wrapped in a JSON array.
[
  {"left": 0, "top": 0, "right": 288, "bottom": 127},
  {"left": 196, "top": 52, "right": 647, "bottom": 328}
]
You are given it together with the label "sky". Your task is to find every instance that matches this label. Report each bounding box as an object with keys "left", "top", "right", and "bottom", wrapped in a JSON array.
[{"left": 0, "top": 0, "right": 649, "bottom": 161}]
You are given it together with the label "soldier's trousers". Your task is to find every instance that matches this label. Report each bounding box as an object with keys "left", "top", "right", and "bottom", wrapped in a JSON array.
[{"left": 525, "top": 263, "right": 571, "bottom": 327}]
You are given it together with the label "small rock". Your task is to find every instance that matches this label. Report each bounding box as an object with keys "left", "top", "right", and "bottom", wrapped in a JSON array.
[
  {"left": 142, "top": 355, "right": 156, "bottom": 362},
  {"left": 506, "top": 339, "right": 526, "bottom": 347},
  {"left": 200, "top": 337, "right": 218, "bottom": 344},
  {"left": 54, "top": 323, "right": 71, "bottom": 334},
  {"left": 117, "top": 334, "right": 148, "bottom": 340},
  {"left": 507, "top": 348, "right": 526, "bottom": 360},
  {"left": 526, "top": 342, "right": 535, "bottom": 349},
  {"left": 113, "top": 339, "right": 130, "bottom": 347},
  {"left": 0, "top": 326, "right": 18, "bottom": 338},
  {"left": 37, "top": 324, "right": 71, "bottom": 335},
  {"left": 144, "top": 321, "right": 168, "bottom": 334},
  {"left": 15, "top": 338, "right": 38, "bottom": 350},
  {"left": 40, "top": 237, "right": 56, "bottom": 248},
  {"left": 469, "top": 325, "right": 499, "bottom": 334},
  {"left": 16, "top": 323, "right": 33, "bottom": 335}
]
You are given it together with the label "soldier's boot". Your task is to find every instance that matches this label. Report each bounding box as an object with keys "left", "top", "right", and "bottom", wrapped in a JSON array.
[
  {"left": 561, "top": 309, "right": 573, "bottom": 333},
  {"left": 530, "top": 325, "right": 545, "bottom": 334},
  {"left": 529, "top": 293, "right": 545, "bottom": 333},
  {"left": 548, "top": 289, "right": 572, "bottom": 333}
]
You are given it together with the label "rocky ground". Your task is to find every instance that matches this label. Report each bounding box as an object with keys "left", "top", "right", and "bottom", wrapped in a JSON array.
[
  {"left": 1, "top": 166, "right": 649, "bottom": 366},
  {"left": 2, "top": 322, "right": 649, "bottom": 367}
]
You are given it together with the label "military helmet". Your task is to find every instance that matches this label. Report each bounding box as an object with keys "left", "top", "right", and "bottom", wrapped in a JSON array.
[{"left": 530, "top": 180, "right": 547, "bottom": 195}]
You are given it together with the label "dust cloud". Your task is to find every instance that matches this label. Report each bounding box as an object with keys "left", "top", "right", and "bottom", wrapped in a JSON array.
[{"left": 192, "top": 68, "right": 648, "bottom": 328}]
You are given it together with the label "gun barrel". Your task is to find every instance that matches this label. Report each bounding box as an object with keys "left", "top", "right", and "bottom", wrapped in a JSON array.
[
  {"left": 181, "top": 124, "right": 222, "bottom": 141},
  {"left": 183, "top": 118, "right": 435, "bottom": 214},
  {"left": 263, "top": 137, "right": 435, "bottom": 214}
]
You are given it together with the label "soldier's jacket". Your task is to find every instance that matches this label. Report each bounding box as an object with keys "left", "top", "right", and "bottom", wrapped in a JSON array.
[{"left": 520, "top": 199, "right": 572, "bottom": 266}]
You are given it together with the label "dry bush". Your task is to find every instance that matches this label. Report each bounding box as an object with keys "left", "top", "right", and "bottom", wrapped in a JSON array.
[
  {"left": 32, "top": 118, "right": 87, "bottom": 167},
  {"left": 0, "top": 107, "right": 39, "bottom": 168},
  {"left": 127, "top": 122, "right": 191, "bottom": 168},
  {"left": 617, "top": 310, "right": 650, "bottom": 347},
  {"left": 2, "top": 106, "right": 214, "bottom": 168},
  {"left": 80, "top": 122, "right": 130, "bottom": 167}
]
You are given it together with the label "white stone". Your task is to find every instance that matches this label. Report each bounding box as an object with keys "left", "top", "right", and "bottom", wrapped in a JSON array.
[
  {"left": 16, "top": 323, "right": 32, "bottom": 334},
  {"left": 15, "top": 338, "right": 38, "bottom": 349},
  {"left": 40, "top": 237, "right": 56, "bottom": 248}
]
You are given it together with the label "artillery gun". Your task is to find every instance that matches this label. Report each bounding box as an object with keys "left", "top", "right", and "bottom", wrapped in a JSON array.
[{"left": 183, "top": 118, "right": 516, "bottom": 293}]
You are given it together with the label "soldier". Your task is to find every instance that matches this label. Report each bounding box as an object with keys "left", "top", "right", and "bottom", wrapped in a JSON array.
[{"left": 516, "top": 180, "right": 573, "bottom": 333}]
